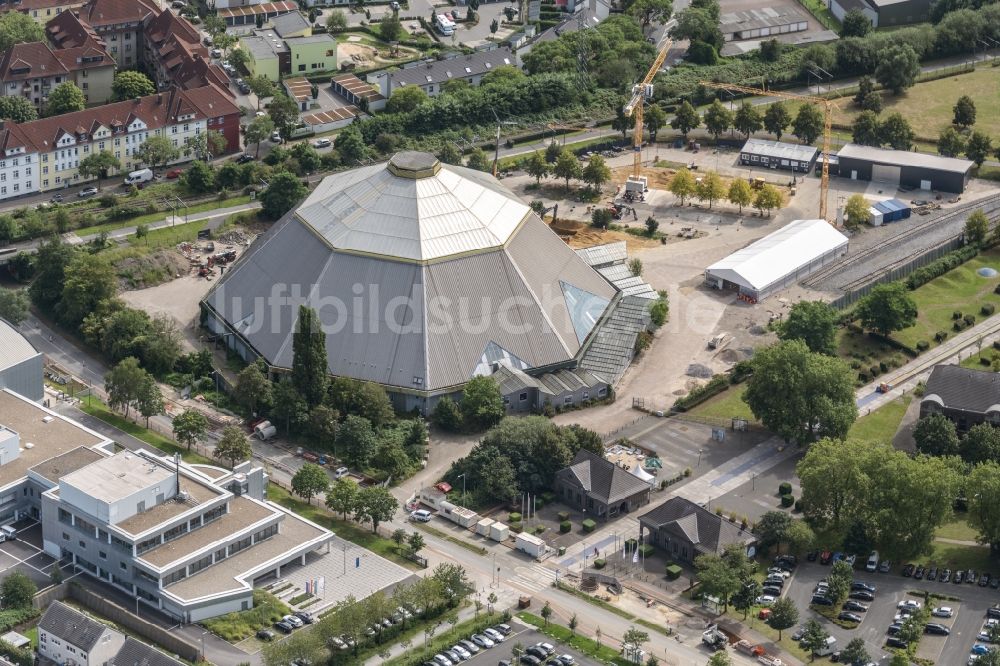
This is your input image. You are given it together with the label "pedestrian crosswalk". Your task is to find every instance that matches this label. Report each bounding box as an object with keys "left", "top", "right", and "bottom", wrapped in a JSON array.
[{"left": 510, "top": 563, "right": 558, "bottom": 592}]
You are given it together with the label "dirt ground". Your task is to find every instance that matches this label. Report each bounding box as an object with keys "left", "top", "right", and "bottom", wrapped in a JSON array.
[
  {"left": 547, "top": 217, "right": 660, "bottom": 253},
  {"left": 338, "top": 41, "right": 419, "bottom": 68}
]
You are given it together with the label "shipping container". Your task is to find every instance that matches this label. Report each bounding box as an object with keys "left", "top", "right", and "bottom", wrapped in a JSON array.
[
  {"left": 515, "top": 532, "right": 546, "bottom": 558},
  {"left": 490, "top": 522, "right": 510, "bottom": 542},
  {"left": 476, "top": 518, "right": 495, "bottom": 536}
]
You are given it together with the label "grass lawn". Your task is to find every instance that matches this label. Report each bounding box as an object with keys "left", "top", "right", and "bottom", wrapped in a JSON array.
[
  {"left": 936, "top": 517, "right": 978, "bottom": 542},
  {"left": 892, "top": 248, "right": 1000, "bottom": 349},
  {"left": 961, "top": 351, "right": 998, "bottom": 371},
  {"left": 796, "top": 0, "right": 840, "bottom": 30},
  {"left": 686, "top": 385, "right": 756, "bottom": 422},
  {"left": 723, "top": 606, "right": 812, "bottom": 663},
  {"left": 202, "top": 589, "right": 289, "bottom": 642},
  {"left": 836, "top": 327, "right": 907, "bottom": 382},
  {"left": 79, "top": 399, "right": 216, "bottom": 465},
  {"left": 848, "top": 395, "right": 911, "bottom": 442},
  {"left": 76, "top": 195, "right": 253, "bottom": 238},
  {"left": 266, "top": 484, "right": 420, "bottom": 570},
  {"left": 927, "top": 540, "right": 998, "bottom": 573}
]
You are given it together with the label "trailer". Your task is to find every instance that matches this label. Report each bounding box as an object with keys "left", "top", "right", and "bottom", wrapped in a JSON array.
[
  {"left": 515, "top": 532, "right": 546, "bottom": 558},
  {"left": 476, "top": 518, "right": 495, "bottom": 537},
  {"left": 490, "top": 522, "right": 510, "bottom": 542},
  {"left": 735, "top": 640, "right": 765, "bottom": 657},
  {"left": 439, "top": 501, "right": 480, "bottom": 529}
]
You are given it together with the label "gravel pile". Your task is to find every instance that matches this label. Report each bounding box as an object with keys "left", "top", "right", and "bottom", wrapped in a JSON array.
[{"left": 686, "top": 363, "right": 713, "bottom": 378}]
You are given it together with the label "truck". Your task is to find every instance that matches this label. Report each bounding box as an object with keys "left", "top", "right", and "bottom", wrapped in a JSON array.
[
  {"left": 434, "top": 13, "right": 455, "bottom": 35},
  {"left": 124, "top": 168, "right": 154, "bottom": 186},
  {"left": 0, "top": 525, "right": 16, "bottom": 542},
  {"left": 735, "top": 640, "right": 765, "bottom": 657},
  {"left": 701, "top": 625, "right": 727, "bottom": 651}
]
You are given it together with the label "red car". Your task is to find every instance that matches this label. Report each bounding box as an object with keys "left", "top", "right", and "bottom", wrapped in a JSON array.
[{"left": 166, "top": 168, "right": 183, "bottom": 179}]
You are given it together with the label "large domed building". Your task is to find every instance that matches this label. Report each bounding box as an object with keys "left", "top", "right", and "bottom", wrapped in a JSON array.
[{"left": 202, "top": 152, "right": 648, "bottom": 412}]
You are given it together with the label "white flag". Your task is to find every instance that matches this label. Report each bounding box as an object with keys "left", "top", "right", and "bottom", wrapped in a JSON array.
[{"left": 632, "top": 549, "right": 639, "bottom": 564}]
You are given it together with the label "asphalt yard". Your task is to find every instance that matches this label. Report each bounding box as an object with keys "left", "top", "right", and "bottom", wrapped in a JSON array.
[{"left": 0, "top": 520, "right": 64, "bottom": 588}]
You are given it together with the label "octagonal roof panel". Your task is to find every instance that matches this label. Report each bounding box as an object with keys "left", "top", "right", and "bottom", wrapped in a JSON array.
[{"left": 295, "top": 151, "right": 531, "bottom": 262}]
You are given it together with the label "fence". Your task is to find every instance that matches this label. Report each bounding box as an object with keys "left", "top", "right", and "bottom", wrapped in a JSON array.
[{"left": 828, "top": 235, "right": 965, "bottom": 309}]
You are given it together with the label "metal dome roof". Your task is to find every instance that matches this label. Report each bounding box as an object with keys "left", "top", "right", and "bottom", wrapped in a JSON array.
[{"left": 294, "top": 151, "right": 531, "bottom": 263}]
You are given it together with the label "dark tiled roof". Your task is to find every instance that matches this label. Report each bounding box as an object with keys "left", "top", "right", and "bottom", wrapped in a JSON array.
[
  {"left": 923, "top": 364, "right": 1000, "bottom": 415},
  {"left": 557, "top": 449, "right": 651, "bottom": 504},
  {"left": 374, "top": 47, "right": 515, "bottom": 88},
  {"left": 38, "top": 601, "right": 109, "bottom": 650},
  {"left": 109, "top": 637, "right": 184, "bottom": 666},
  {"left": 639, "top": 497, "right": 755, "bottom": 557},
  {"left": 0, "top": 42, "right": 68, "bottom": 81}
]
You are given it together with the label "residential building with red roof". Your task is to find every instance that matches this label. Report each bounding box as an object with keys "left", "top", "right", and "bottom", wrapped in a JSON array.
[
  {"left": 0, "top": 0, "right": 85, "bottom": 24},
  {"left": 77, "top": 0, "right": 158, "bottom": 68}
]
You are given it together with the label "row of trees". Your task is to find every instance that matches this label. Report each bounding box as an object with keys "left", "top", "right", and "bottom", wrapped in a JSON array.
[
  {"left": 668, "top": 98, "right": 825, "bottom": 146},
  {"left": 315, "top": 474, "right": 399, "bottom": 533},
  {"left": 262, "top": 564, "right": 473, "bottom": 666},
  {"left": 668, "top": 168, "right": 782, "bottom": 216},
  {"left": 523, "top": 149, "right": 612, "bottom": 193},
  {"left": 431, "top": 376, "right": 505, "bottom": 433}
]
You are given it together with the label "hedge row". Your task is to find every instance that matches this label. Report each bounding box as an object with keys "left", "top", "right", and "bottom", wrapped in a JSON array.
[
  {"left": 905, "top": 244, "right": 979, "bottom": 290},
  {"left": 672, "top": 374, "right": 729, "bottom": 412}
]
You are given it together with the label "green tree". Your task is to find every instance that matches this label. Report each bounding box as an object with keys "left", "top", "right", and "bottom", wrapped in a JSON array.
[
  {"left": 840, "top": 8, "right": 871, "bottom": 36},
  {"left": 733, "top": 101, "right": 763, "bottom": 139},
  {"left": 261, "top": 171, "right": 307, "bottom": 220},
  {"left": 785, "top": 520, "right": 816, "bottom": 555},
  {"left": 431, "top": 396, "right": 462, "bottom": 431},
  {"left": 731, "top": 579, "right": 761, "bottom": 620},
  {"left": 707, "top": 653, "right": 732, "bottom": 666},
  {"left": 753, "top": 184, "right": 782, "bottom": 216},
  {"left": 326, "top": 9, "right": 348, "bottom": 32},
  {"left": 855, "top": 282, "right": 917, "bottom": 336},
  {"left": 0, "top": 12, "right": 43, "bottom": 52},
  {"left": 629, "top": 257, "right": 643, "bottom": 277},
  {"left": 438, "top": 143, "right": 462, "bottom": 165},
  {"left": 966, "top": 130, "right": 992, "bottom": 167},
  {"left": 875, "top": 44, "right": 920, "bottom": 94},
  {"left": 0, "top": 572, "right": 36, "bottom": 609},
  {"left": 768, "top": 597, "right": 798, "bottom": 640},
  {"left": 235, "top": 362, "right": 272, "bottom": 415},
  {"left": 841, "top": 637, "right": 870, "bottom": 666},
  {"left": 308, "top": 404, "right": 339, "bottom": 451},
  {"left": 105, "top": 357, "right": 146, "bottom": 419},
  {"left": 553, "top": 149, "right": 582, "bottom": 190},
  {"left": 729, "top": 178, "right": 753, "bottom": 215},
  {"left": 644, "top": 216, "right": 660, "bottom": 237},
  {"left": 913, "top": 413, "right": 960, "bottom": 457},
  {"left": 203, "top": 14, "right": 226, "bottom": 36},
  {"left": 136, "top": 375, "right": 164, "bottom": 427},
  {"left": 227, "top": 47, "right": 249, "bottom": 72},
  {"left": 792, "top": 104, "right": 823, "bottom": 144},
  {"left": 78, "top": 151, "right": 121, "bottom": 186},
  {"left": 828, "top": 559, "right": 853, "bottom": 603},
  {"left": 779, "top": 300, "right": 838, "bottom": 355},
  {"left": 327, "top": 378, "right": 394, "bottom": 427},
  {"left": 136, "top": 136, "right": 180, "bottom": 171},
  {"left": 182, "top": 160, "right": 215, "bottom": 194},
  {"left": 268, "top": 93, "right": 299, "bottom": 138},
  {"left": 465, "top": 147, "right": 490, "bottom": 172},
  {"left": 58, "top": 254, "right": 115, "bottom": 328},
  {"left": 407, "top": 531, "right": 425, "bottom": 555},
  {"left": 702, "top": 99, "right": 732, "bottom": 141},
  {"left": 112, "top": 71, "right": 155, "bottom": 101},
  {"left": 744, "top": 339, "right": 857, "bottom": 443},
  {"left": 245, "top": 115, "right": 275, "bottom": 159},
  {"left": 763, "top": 102, "right": 791, "bottom": 140},
  {"left": 669, "top": 167, "right": 697, "bottom": 205},
  {"left": 696, "top": 171, "right": 725, "bottom": 208},
  {"left": 215, "top": 425, "right": 253, "bottom": 469},
  {"left": 545, "top": 140, "right": 562, "bottom": 164},
  {"left": 337, "top": 415, "right": 377, "bottom": 469},
  {"left": 953, "top": 94, "right": 977, "bottom": 129},
  {"left": 270, "top": 381, "right": 307, "bottom": 434},
  {"left": 694, "top": 551, "right": 741, "bottom": 610},
  {"left": 460, "top": 376, "right": 505, "bottom": 432},
  {"left": 354, "top": 485, "right": 398, "bottom": 533},
  {"left": 938, "top": 126, "right": 966, "bottom": 157},
  {"left": 843, "top": 192, "right": 872, "bottom": 229},
  {"left": 291, "top": 305, "right": 328, "bottom": 407},
  {"left": 0, "top": 289, "right": 29, "bottom": 325},
  {"left": 581, "top": 154, "right": 611, "bottom": 192},
  {"left": 968, "top": 461, "right": 1000, "bottom": 551},
  {"left": 380, "top": 14, "right": 403, "bottom": 41},
  {"left": 247, "top": 75, "right": 276, "bottom": 111},
  {"left": 291, "top": 462, "right": 330, "bottom": 503},
  {"left": 173, "top": 409, "right": 208, "bottom": 451},
  {"left": 754, "top": 511, "right": 792, "bottom": 554},
  {"left": 525, "top": 151, "right": 549, "bottom": 184},
  {"left": 46, "top": 81, "right": 85, "bottom": 116},
  {"left": 325, "top": 477, "right": 359, "bottom": 519},
  {"left": 622, "top": 627, "right": 649, "bottom": 660},
  {"left": 644, "top": 103, "right": 667, "bottom": 142},
  {"left": 670, "top": 100, "right": 700, "bottom": 137},
  {"left": 801, "top": 619, "right": 829, "bottom": 660},
  {"left": 963, "top": 422, "right": 1000, "bottom": 464},
  {"left": 628, "top": 0, "right": 672, "bottom": 29},
  {"left": 386, "top": 86, "right": 428, "bottom": 114},
  {"left": 878, "top": 112, "right": 914, "bottom": 151},
  {"left": 851, "top": 110, "right": 882, "bottom": 147},
  {"left": 966, "top": 208, "right": 990, "bottom": 244},
  {"left": 0, "top": 96, "right": 35, "bottom": 123},
  {"left": 373, "top": 440, "right": 411, "bottom": 481}
]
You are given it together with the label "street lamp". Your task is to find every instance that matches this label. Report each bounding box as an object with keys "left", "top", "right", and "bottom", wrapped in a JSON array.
[
  {"left": 456, "top": 473, "right": 466, "bottom": 501},
  {"left": 697, "top": 448, "right": 704, "bottom": 467}
]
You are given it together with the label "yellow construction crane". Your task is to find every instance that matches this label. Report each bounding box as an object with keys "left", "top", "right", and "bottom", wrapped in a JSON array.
[
  {"left": 623, "top": 32, "right": 673, "bottom": 182},
  {"left": 699, "top": 81, "right": 835, "bottom": 221}
]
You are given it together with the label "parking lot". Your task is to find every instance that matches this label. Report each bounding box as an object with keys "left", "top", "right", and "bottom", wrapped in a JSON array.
[
  {"left": 460, "top": 622, "right": 600, "bottom": 666},
  {"left": 778, "top": 559, "right": 1000, "bottom": 665},
  {"left": 0, "top": 520, "right": 64, "bottom": 589}
]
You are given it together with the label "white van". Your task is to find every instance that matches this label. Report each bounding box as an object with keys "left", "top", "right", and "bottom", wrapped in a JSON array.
[
  {"left": 0, "top": 525, "right": 17, "bottom": 542},
  {"left": 866, "top": 550, "right": 879, "bottom": 572},
  {"left": 124, "top": 168, "right": 154, "bottom": 186},
  {"left": 813, "top": 636, "right": 837, "bottom": 657}
]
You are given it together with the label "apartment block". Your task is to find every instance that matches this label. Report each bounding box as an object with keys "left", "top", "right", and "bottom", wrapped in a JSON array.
[
  {"left": 77, "top": 0, "right": 158, "bottom": 68},
  {"left": 0, "top": 39, "right": 114, "bottom": 110},
  {"left": 38, "top": 601, "right": 126, "bottom": 666},
  {"left": 0, "top": 0, "right": 85, "bottom": 23}
]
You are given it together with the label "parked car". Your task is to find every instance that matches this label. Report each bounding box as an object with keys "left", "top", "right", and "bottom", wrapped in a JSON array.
[
  {"left": 812, "top": 595, "right": 834, "bottom": 606},
  {"left": 283, "top": 614, "right": 304, "bottom": 628},
  {"left": 443, "top": 649, "right": 462, "bottom": 663},
  {"left": 525, "top": 647, "right": 546, "bottom": 660},
  {"left": 78, "top": 186, "right": 99, "bottom": 198},
  {"left": 807, "top": 550, "right": 819, "bottom": 562},
  {"left": 843, "top": 601, "right": 868, "bottom": 612},
  {"left": 274, "top": 620, "right": 294, "bottom": 634},
  {"left": 941, "top": 568, "right": 952, "bottom": 583},
  {"left": 886, "top": 637, "right": 908, "bottom": 649},
  {"left": 845, "top": 554, "right": 857, "bottom": 567},
  {"left": 767, "top": 567, "right": 791, "bottom": 579},
  {"left": 756, "top": 595, "right": 777, "bottom": 606},
  {"left": 471, "top": 634, "right": 494, "bottom": 649},
  {"left": 557, "top": 656, "right": 575, "bottom": 666},
  {"left": 328, "top": 636, "right": 347, "bottom": 650},
  {"left": 914, "top": 565, "right": 925, "bottom": 579},
  {"left": 866, "top": 551, "right": 879, "bottom": 572},
  {"left": 887, "top": 624, "right": 902, "bottom": 636},
  {"left": 973, "top": 644, "right": 992, "bottom": 655},
  {"left": 878, "top": 560, "right": 892, "bottom": 573},
  {"left": 969, "top": 569, "right": 979, "bottom": 584},
  {"left": 433, "top": 653, "right": 453, "bottom": 666},
  {"left": 927, "top": 566, "right": 938, "bottom": 581},
  {"left": 295, "top": 611, "right": 314, "bottom": 624},
  {"left": 898, "top": 600, "right": 922, "bottom": 611},
  {"left": 166, "top": 168, "right": 183, "bottom": 179},
  {"left": 271, "top": 131, "right": 282, "bottom": 143},
  {"left": 313, "top": 138, "right": 332, "bottom": 148},
  {"left": 956, "top": 570, "right": 966, "bottom": 584},
  {"left": 838, "top": 612, "right": 862, "bottom": 623},
  {"left": 820, "top": 551, "right": 833, "bottom": 565},
  {"left": 902, "top": 563, "right": 916, "bottom": 577},
  {"left": 484, "top": 628, "right": 504, "bottom": 643},
  {"left": 853, "top": 581, "right": 877, "bottom": 592},
  {"left": 234, "top": 154, "right": 255, "bottom": 164},
  {"left": 849, "top": 591, "right": 875, "bottom": 602},
  {"left": 493, "top": 624, "right": 512, "bottom": 635},
  {"left": 458, "top": 640, "right": 479, "bottom": 654},
  {"left": 519, "top": 657, "right": 540, "bottom": 666},
  {"left": 925, "top": 623, "right": 951, "bottom": 636},
  {"left": 451, "top": 645, "right": 470, "bottom": 660},
  {"left": 982, "top": 573, "right": 993, "bottom": 587},
  {"left": 411, "top": 509, "right": 432, "bottom": 522},
  {"left": 932, "top": 607, "right": 954, "bottom": 618},
  {"left": 210, "top": 48, "right": 222, "bottom": 58},
  {"left": 256, "top": 629, "right": 276, "bottom": 641},
  {"left": 792, "top": 626, "right": 807, "bottom": 641}
]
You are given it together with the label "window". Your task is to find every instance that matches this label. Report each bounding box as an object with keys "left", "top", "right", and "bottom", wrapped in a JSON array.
[
  {"left": 78, "top": 540, "right": 85, "bottom": 548},
  {"left": 563, "top": 396, "right": 572, "bottom": 404},
  {"left": 298, "top": 64, "right": 305, "bottom": 71},
  {"left": 99, "top": 551, "right": 107, "bottom": 559},
  {"left": 189, "top": 554, "right": 212, "bottom": 574},
  {"left": 204, "top": 505, "right": 225, "bottom": 523},
  {"left": 229, "top": 536, "right": 251, "bottom": 555},
  {"left": 119, "top": 561, "right": 127, "bottom": 571},
  {"left": 519, "top": 392, "right": 527, "bottom": 402},
  {"left": 61, "top": 532, "right": 69, "bottom": 541}
]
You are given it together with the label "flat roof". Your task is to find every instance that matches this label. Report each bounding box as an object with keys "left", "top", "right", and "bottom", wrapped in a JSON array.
[
  {"left": 0, "top": 319, "right": 38, "bottom": 373},
  {"left": 302, "top": 106, "right": 360, "bottom": 125},
  {"left": 116, "top": 474, "right": 221, "bottom": 536},
  {"left": 0, "top": 390, "right": 108, "bottom": 489},
  {"left": 219, "top": 0, "right": 296, "bottom": 18},
  {"left": 164, "top": 509, "right": 328, "bottom": 601},
  {"left": 720, "top": 5, "right": 806, "bottom": 30},
  {"left": 741, "top": 138, "right": 818, "bottom": 163},
  {"left": 138, "top": 497, "right": 276, "bottom": 569},
  {"left": 283, "top": 76, "right": 312, "bottom": 102},
  {"left": 289, "top": 33, "right": 336, "bottom": 45},
  {"left": 241, "top": 33, "right": 288, "bottom": 59},
  {"left": 29, "top": 446, "right": 104, "bottom": 485},
  {"left": 61, "top": 451, "right": 174, "bottom": 504},
  {"left": 706, "top": 219, "right": 849, "bottom": 292},
  {"left": 330, "top": 73, "right": 385, "bottom": 101},
  {"left": 837, "top": 143, "right": 973, "bottom": 175}
]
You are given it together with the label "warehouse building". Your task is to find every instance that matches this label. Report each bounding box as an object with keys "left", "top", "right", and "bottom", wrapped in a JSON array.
[
  {"left": 740, "top": 138, "right": 819, "bottom": 173},
  {"left": 720, "top": 6, "right": 808, "bottom": 42},
  {"left": 829, "top": 0, "right": 930, "bottom": 26},
  {"left": 202, "top": 152, "right": 626, "bottom": 413},
  {"left": 836, "top": 144, "right": 973, "bottom": 193},
  {"left": 0, "top": 318, "right": 42, "bottom": 403},
  {"left": 705, "top": 219, "right": 849, "bottom": 301}
]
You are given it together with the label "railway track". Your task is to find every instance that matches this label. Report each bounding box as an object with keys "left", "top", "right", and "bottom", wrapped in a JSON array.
[{"left": 802, "top": 192, "right": 1000, "bottom": 292}]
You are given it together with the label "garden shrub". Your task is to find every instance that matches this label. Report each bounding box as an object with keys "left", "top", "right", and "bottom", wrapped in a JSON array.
[
  {"left": 984, "top": 304, "right": 996, "bottom": 316},
  {"left": 905, "top": 245, "right": 978, "bottom": 289},
  {"left": 594, "top": 558, "right": 606, "bottom": 569},
  {"left": 936, "top": 331, "right": 948, "bottom": 342},
  {"left": 557, "top": 511, "right": 569, "bottom": 522},
  {"left": 534, "top": 524, "right": 546, "bottom": 535},
  {"left": 795, "top": 499, "right": 804, "bottom": 512},
  {"left": 869, "top": 365, "right": 880, "bottom": 377},
  {"left": 508, "top": 512, "right": 521, "bottom": 523},
  {"left": 780, "top": 494, "right": 794, "bottom": 508},
  {"left": 559, "top": 520, "right": 571, "bottom": 533},
  {"left": 953, "top": 311, "right": 963, "bottom": 320},
  {"left": 916, "top": 340, "right": 930, "bottom": 351},
  {"left": 509, "top": 521, "right": 522, "bottom": 533},
  {"left": 779, "top": 481, "right": 792, "bottom": 495},
  {"left": 665, "top": 564, "right": 682, "bottom": 580},
  {"left": 673, "top": 374, "right": 729, "bottom": 411},
  {"left": 639, "top": 544, "right": 654, "bottom": 557},
  {"left": 582, "top": 519, "right": 596, "bottom": 533},
  {"left": 965, "top": 314, "right": 977, "bottom": 326}
]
